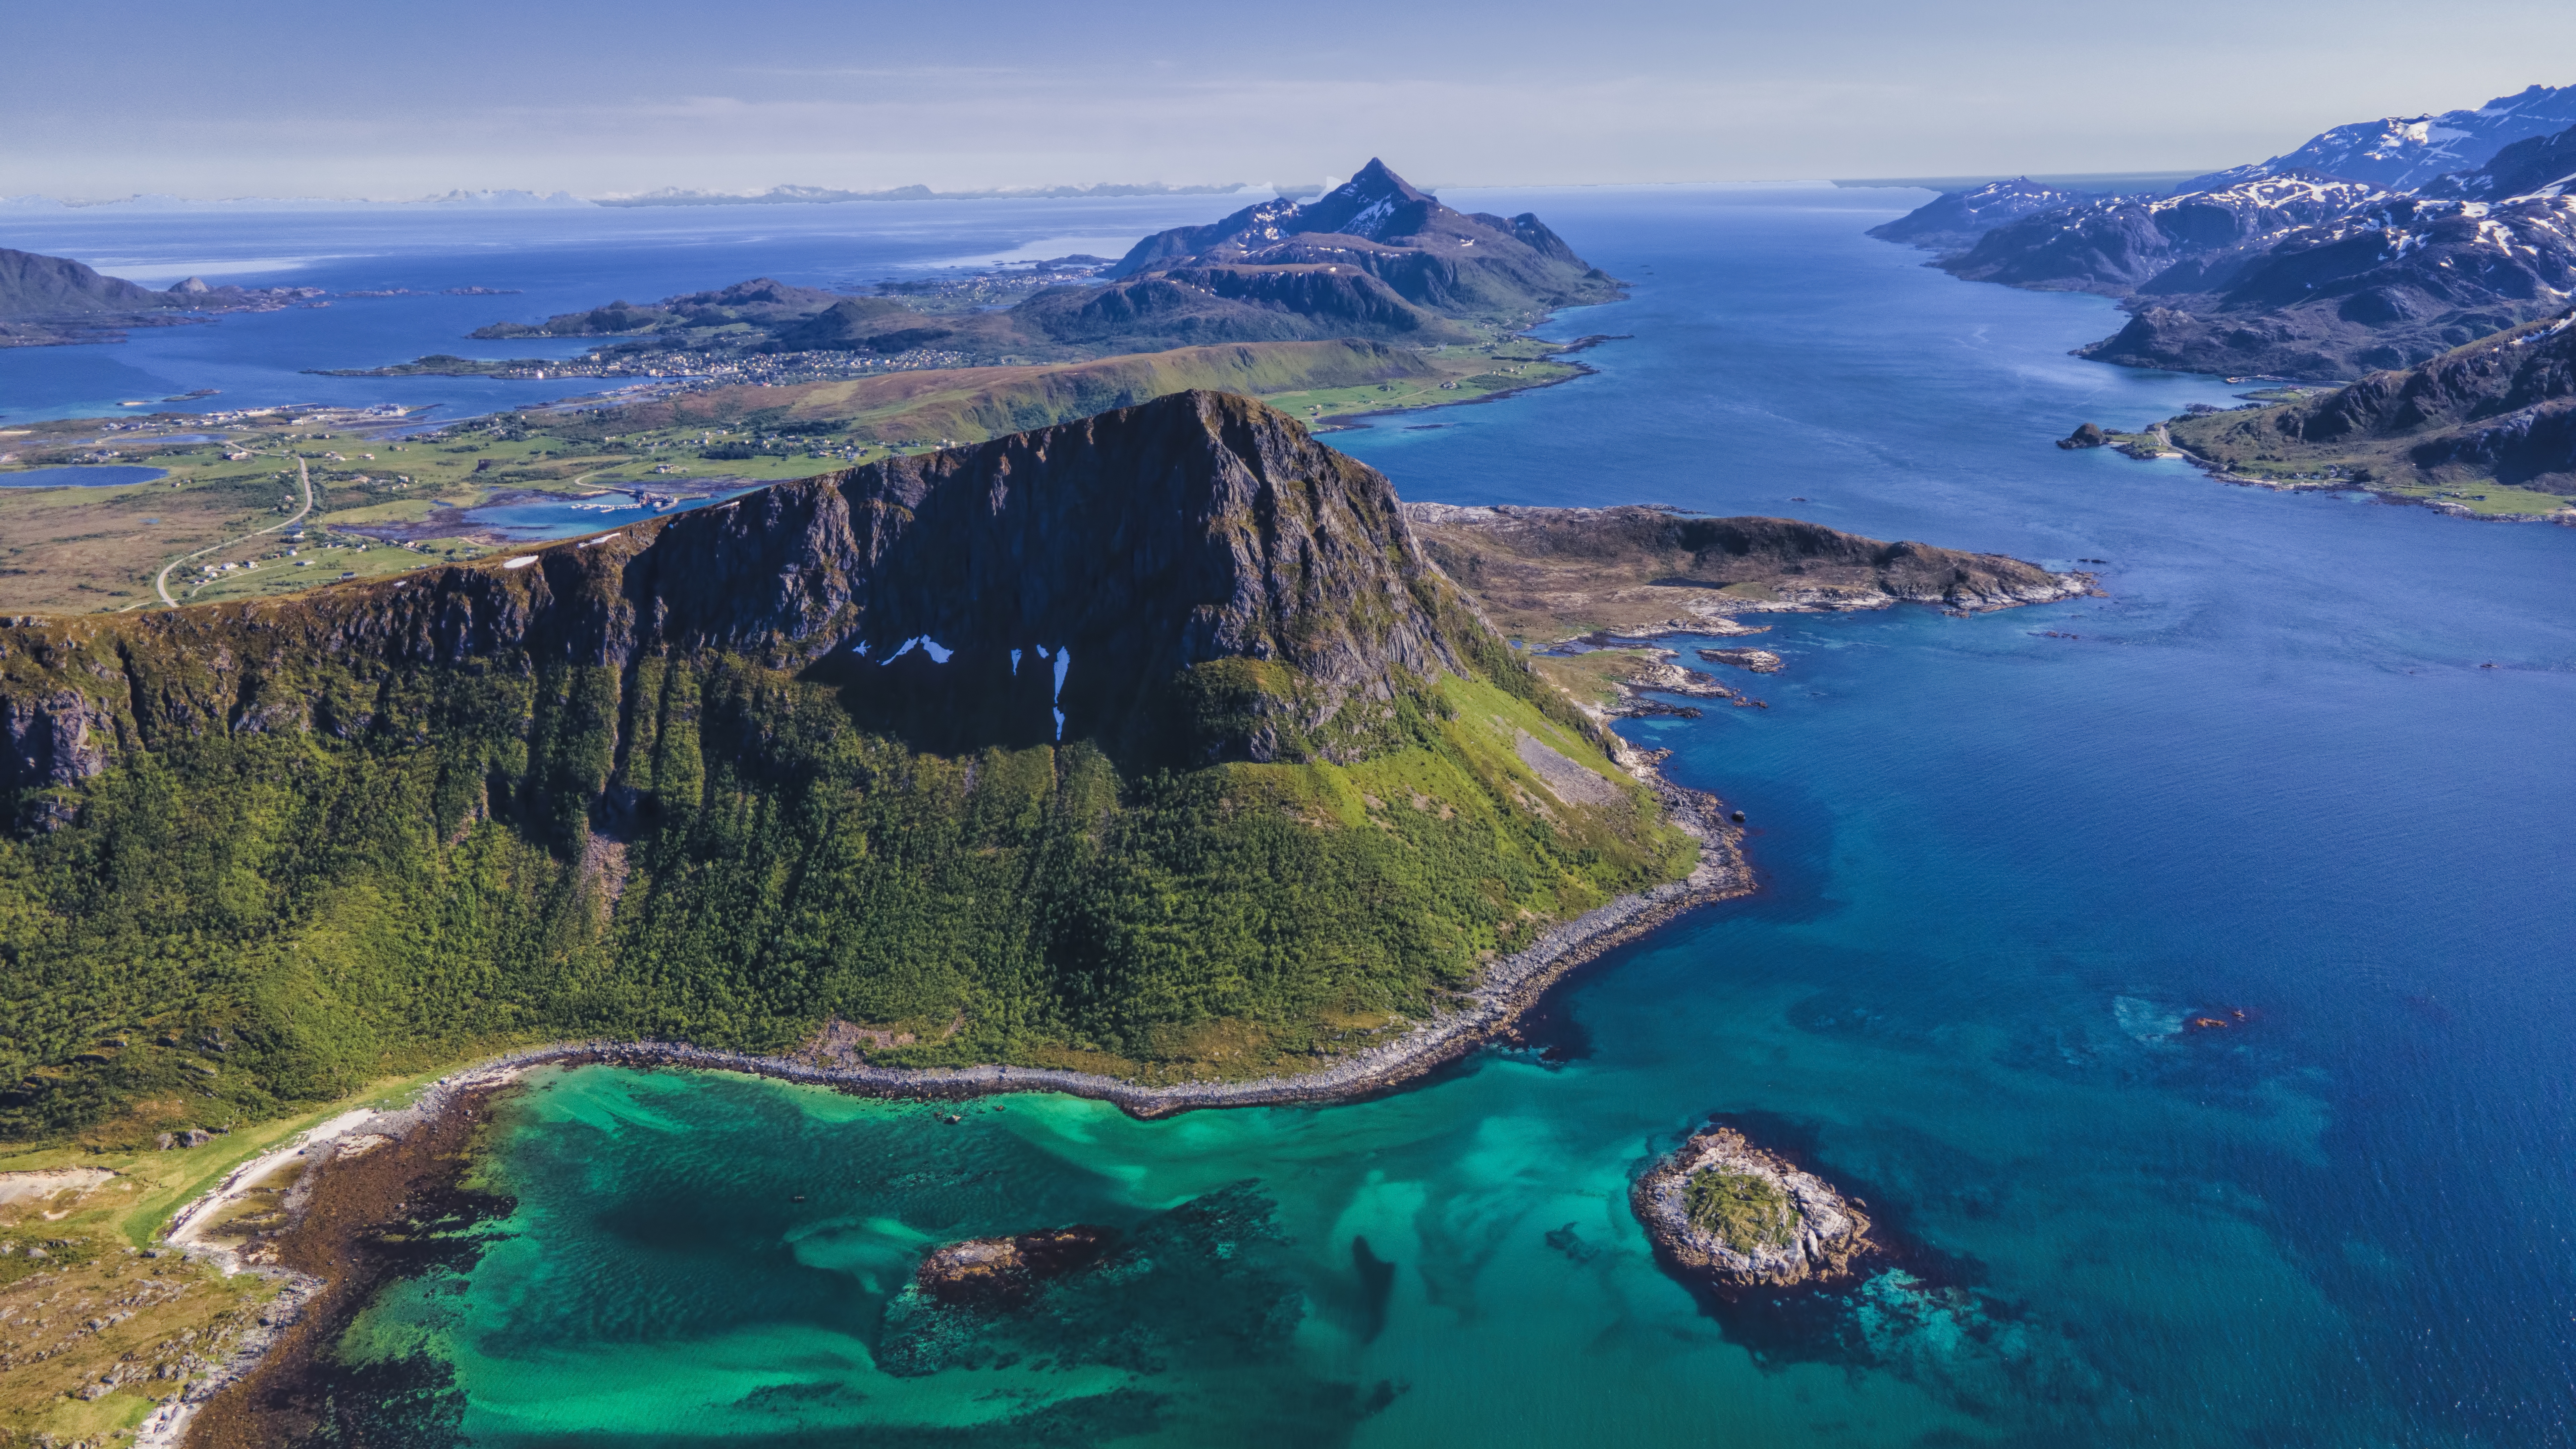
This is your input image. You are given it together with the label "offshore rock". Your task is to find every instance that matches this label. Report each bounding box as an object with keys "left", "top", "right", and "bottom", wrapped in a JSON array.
[
  {"left": 1633, "top": 1125, "right": 1878, "bottom": 1292},
  {"left": 1695, "top": 647, "right": 1783, "bottom": 674},
  {"left": 914, "top": 1226, "right": 1121, "bottom": 1310}
]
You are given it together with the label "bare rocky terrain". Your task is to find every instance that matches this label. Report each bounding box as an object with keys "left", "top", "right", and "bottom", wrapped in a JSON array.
[{"left": 1402, "top": 503, "right": 2090, "bottom": 643}]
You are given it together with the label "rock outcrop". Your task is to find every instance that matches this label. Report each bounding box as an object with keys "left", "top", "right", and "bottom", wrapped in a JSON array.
[
  {"left": 914, "top": 1226, "right": 1120, "bottom": 1309},
  {"left": 1632, "top": 1125, "right": 1877, "bottom": 1292},
  {"left": 0, "top": 688, "right": 115, "bottom": 794}
]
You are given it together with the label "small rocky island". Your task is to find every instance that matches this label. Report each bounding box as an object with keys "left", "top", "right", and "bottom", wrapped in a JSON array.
[
  {"left": 1632, "top": 1125, "right": 1879, "bottom": 1292},
  {"left": 912, "top": 1225, "right": 1121, "bottom": 1309}
]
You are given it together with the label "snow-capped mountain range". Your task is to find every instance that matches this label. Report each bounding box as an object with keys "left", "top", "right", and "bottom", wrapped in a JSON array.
[
  {"left": 2181, "top": 84, "right": 2576, "bottom": 194},
  {"left": 1873, "top": 82, "right": 2576, "bottom": 377}
]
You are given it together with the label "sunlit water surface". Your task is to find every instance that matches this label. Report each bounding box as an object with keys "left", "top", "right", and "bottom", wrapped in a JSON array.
[{"left": 137, "top": 186, "right": 2573, "bottom": 1447}]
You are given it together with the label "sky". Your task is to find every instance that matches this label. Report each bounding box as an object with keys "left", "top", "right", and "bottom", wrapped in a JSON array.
[{"left": 10, "top": 0, "right": 2576, "bottom": 199}]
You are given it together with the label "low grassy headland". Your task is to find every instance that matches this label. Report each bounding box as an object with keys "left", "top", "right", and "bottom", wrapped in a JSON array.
[
  {"left": 1398, "top": 503, "right": 2086, "bottom": 723},
  {"left": 0, "top": 1070, "right": 450, "bottom": 1447},
  {"left": 1632, "top": 1124, "right": 1877, "bottom": 1293},
  {"left": 0, "top": 394, "right": 1711, "bottom": 1158},
  {"left": 1403, "top": 503, "right": 2092, "bottom": 645},
  {"left": 0, "top": 1174, "right": 278, "bottom": 1446},
  {"left": 2064, "top": 309, "right": 2576, "bottom": 522}
]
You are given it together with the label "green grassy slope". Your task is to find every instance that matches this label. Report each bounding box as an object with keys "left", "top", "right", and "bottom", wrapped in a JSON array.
[{"left": 0, "top": 395, "right": 1693, "bottom": 1146}]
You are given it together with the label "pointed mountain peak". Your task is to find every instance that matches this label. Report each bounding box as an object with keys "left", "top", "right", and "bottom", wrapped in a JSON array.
[{"left": 1343, "top": 158, "right": 1432, "bottom": 205}]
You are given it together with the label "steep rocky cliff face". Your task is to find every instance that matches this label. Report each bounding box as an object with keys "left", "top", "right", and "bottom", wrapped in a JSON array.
[
  {"left": 0, "top": 394, "right": 1686, "bottom": 1141},
  {"left": 9, "top": 393, "right": 1466, "bottom": 773}
]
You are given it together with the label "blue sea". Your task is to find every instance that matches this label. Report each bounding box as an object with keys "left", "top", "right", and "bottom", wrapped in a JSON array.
[
  {"left": 34, "top": 188, "right": 2571, "bottom": 1446},
  {"left": 0, "top": 196, "right": 1236, "bottom": 424}
]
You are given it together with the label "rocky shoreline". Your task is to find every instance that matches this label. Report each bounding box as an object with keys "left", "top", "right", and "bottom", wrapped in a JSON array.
[{"left": 1632, "top": 1123, "right": 1881, "bottom": 1295}]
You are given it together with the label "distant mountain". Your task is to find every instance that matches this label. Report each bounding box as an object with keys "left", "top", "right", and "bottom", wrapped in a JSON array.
[
  {"left": 1869, "top": 83, "right": 2576, "bottom": 378},
  {"left": 0, "top": 247, "right": 334, "bottom": 347},
  {"left": 595, "top": 181, "right": 1258, "bottom": 208},
  {"left": 470, "top": 160, "right": 1621, "bottom": 364},
  {"left": 2165, "top": 309, "right": 2576, "bottom": 497},
  {"left": 2078, "top": 192, "right": 2576, "bottom": 376},
  {"left": 2422, "top": 122, "right": 2576, "bottom": 200},
  {"left": 2178, "top": 84, "right": 2576, "bottom": 193},
  {"left": 1934, "top": 173, "right": 2392, "bottom": 295},
  {"left": 0, "top": 247, "right": 177, "bottom": 318},
  {"left": 420, "top": 189, "right": 593, "bottom": 208},
  {"left": 1864, "top": 178, "right": 2115, "bottom": 254},
  {"left": 1102, "top": 159, "right": 1621, "bottom": 327},
  {"left": 471, "top": 277, "right": 851, "bottom": 340}
]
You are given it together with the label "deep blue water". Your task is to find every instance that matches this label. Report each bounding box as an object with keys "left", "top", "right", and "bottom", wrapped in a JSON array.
[
  {"left": 0, "top": 197, "right": 1241, "bottom": 424},
  {"left": 1329, "top": 184, "right": 2576, "bottom": 1443},
  {"left": 0, "top": 464, "right": 165, "bottom": 487},
  {"left": 98, "top": 186, "right": 2572, "bottom": 1446}
]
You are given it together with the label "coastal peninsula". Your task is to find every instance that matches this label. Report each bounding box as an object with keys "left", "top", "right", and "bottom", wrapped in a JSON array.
[
  {"left": 1403, "top": 502, "right": 2094, "bottom": 714},
  {"left": 2059, "top": 309, "right": 2576, "bottom": 520}
]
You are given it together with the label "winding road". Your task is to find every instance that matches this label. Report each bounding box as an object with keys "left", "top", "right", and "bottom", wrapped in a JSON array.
[{"left": 153, "top": 450, "right": 312, "bottom": 608}]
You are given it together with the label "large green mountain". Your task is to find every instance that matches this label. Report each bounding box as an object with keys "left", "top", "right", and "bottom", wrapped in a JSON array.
[{"left": 0, "top": 392, "right": 1692, "bottom": 1142}]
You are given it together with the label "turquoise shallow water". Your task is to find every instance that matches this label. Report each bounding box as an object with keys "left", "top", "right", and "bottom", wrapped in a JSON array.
[{"left": 286, "top": 185, "right": 2572, "bottom": 1446}]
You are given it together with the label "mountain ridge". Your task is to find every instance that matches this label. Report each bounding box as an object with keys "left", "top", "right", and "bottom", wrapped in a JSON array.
[
  {"left": 1870, "top": 84, "right": 2576, "bottom": 377},
  {"left": 2178, "top": 84, "right": 2576, "bottom": 194}
]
